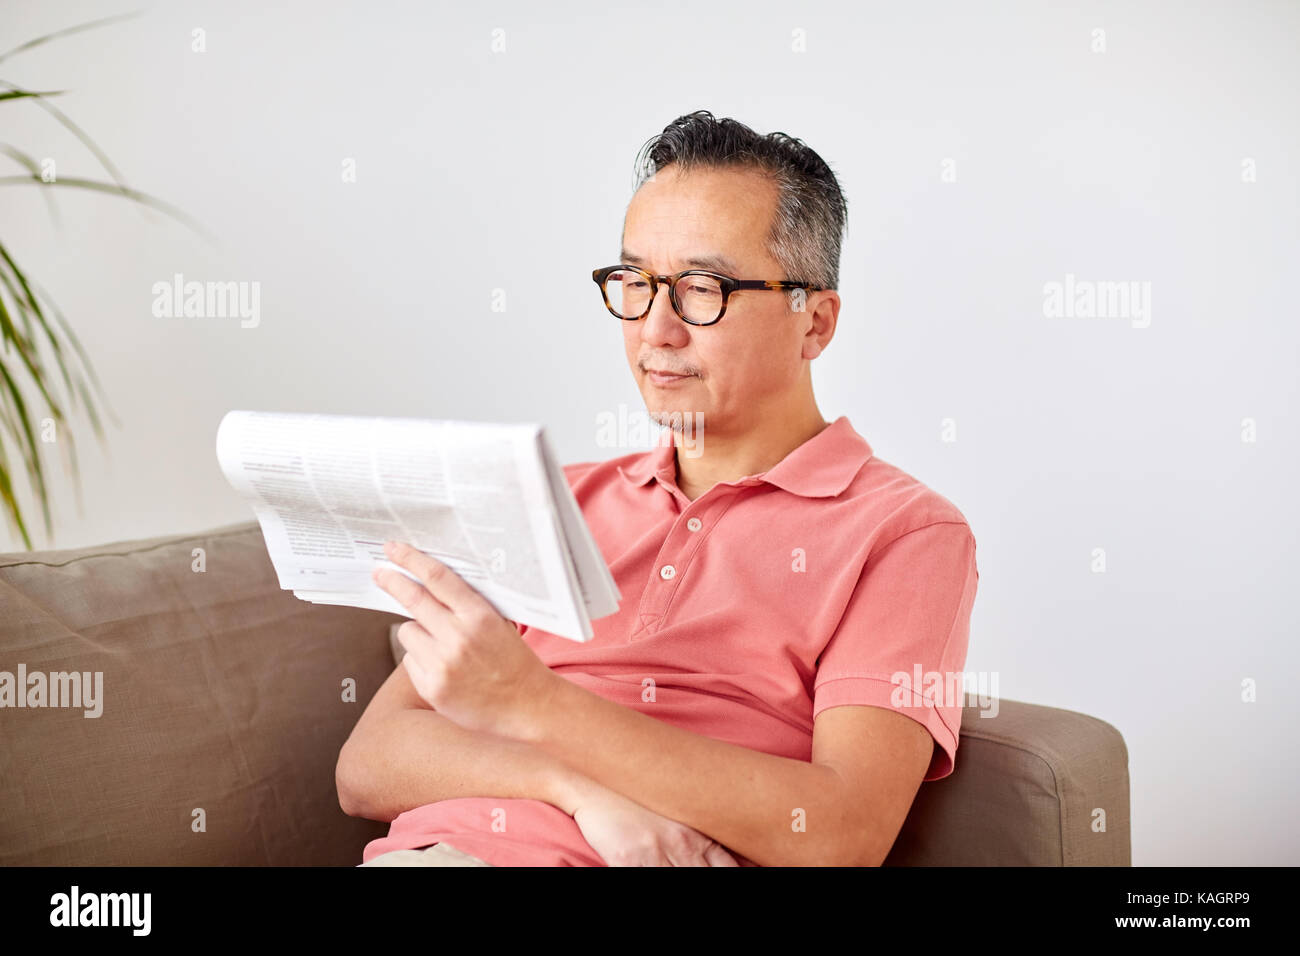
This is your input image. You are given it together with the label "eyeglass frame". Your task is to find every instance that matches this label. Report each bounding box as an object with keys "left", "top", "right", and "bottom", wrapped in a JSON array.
[{"left": 591, "top": 264, "right": 825, "bottom": 326}]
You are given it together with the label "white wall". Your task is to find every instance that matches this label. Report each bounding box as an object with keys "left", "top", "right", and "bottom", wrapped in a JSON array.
[{"left": 2, "top": 0, "right": 1296, "bottom": 865}]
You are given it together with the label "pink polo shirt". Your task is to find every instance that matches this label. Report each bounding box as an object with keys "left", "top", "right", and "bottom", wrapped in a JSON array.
[{"left": 361, "top": 415, "right": 979, "bottom": 866}]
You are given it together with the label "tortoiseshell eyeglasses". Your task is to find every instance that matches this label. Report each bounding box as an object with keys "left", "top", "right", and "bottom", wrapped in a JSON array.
[{"left": 592, "top": 264, "right": 823, "bottom": 326}]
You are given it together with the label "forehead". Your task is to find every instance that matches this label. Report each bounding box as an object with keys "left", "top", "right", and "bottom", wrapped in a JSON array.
[{"left": 622, "top": 164, "right": 779, "bottom": 272}]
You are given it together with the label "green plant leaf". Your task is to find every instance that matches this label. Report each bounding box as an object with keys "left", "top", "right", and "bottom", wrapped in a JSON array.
[
  {"left": 0, "top": 174, "right": 213, "bottom": 239},
  {"left": 0, "top": 11, "right": 143, "bottom": 67},
  {"left": 0, "top": 143, "right": 60, "bottom": 222},
  {"left": 28, "top": 274, "right": 117, "bottom": 434},
  {"left": 0, "top": 449, "right": 33, "bottom": 548},
  {"left": 0, "top": 89, "right": 66, "bottom": 102},
  {"left": 0, "top": 79, "right": 130, "bottom": 194},
  {"left": 0, "top": 344, "right": 52, "bottom": 543}
]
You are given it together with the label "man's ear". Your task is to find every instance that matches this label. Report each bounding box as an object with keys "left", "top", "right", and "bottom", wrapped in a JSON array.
[{"left": 802, "top": 291, "right": 839, "bottom": 360}]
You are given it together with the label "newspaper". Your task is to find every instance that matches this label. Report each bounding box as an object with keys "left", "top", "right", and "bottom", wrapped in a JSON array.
[{"left": 215, "top": 410, "right": 620, "bottom": 642}]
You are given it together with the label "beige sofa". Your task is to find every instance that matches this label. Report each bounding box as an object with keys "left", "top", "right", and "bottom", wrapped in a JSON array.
[{"left": 0, "top": 521, "right": 1130, "bottom": 866}]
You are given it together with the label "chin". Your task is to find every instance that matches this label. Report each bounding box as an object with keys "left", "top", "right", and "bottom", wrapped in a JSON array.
[
  {"left": 648, "top": 407, "right": 706, "bottom": 437},
  {"left": 647, "top": 409, "right": 680, "bottom": 430}
]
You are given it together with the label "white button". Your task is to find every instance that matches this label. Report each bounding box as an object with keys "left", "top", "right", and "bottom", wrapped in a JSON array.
[
  {"left": 660, "top": 564, "right": 676, "bottom": 580},
  {"left": 686, "top": 517, "right": 702, "bottom": 532}
]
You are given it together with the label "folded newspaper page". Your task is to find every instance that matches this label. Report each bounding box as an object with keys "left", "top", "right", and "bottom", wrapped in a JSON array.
[{"left": 215, "top": 410, "right": 620, "bottom": 642}]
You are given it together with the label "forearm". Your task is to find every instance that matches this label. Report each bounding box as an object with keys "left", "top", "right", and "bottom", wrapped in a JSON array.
[
  {"left": 337, "top": 706, "right": 590, "bottom": 822},
  {"left": 511, "top": 678, "right": 865, "bottom": 866}
]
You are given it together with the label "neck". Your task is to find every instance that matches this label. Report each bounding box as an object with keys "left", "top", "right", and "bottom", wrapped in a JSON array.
[{"left": 670, "top": 401, "right": 830, "bottom": 502}]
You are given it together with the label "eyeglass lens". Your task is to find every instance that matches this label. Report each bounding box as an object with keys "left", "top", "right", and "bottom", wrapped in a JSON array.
[{"left": 605, "top": 269, "right": 724, "bottom": 323}]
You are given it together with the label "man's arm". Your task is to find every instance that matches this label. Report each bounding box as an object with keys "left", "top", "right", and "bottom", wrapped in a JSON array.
[
  {"left": 509, "top": 678, "right": 934, "bottom": 867},
  {"left": 338, "top": 661, "right": 750, "bottom": 867},
  {"left": 335, "top": 662, "right": 588, "bottom": 821},
  {"left": 338, "top": 657, "right": 927, "bottom": 866}
]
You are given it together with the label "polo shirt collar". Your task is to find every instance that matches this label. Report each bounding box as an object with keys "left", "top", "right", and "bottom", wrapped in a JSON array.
[{"left": 616, "top": 415, "right": 872, "bottom": 499}]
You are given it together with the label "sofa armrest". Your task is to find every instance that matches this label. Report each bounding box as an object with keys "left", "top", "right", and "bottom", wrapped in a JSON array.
[{"left": 884, "top": 696, "right": 1131, "bottom": 865}]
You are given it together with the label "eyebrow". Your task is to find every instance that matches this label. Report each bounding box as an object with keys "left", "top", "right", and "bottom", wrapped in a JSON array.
[{"left": 620, "top": 249, "right": 742, "bottom": 276}]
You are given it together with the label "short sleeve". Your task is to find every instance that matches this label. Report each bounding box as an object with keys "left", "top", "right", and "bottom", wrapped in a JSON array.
[{"left": 813, "top": 521, "right": 979, "bottom": 781}]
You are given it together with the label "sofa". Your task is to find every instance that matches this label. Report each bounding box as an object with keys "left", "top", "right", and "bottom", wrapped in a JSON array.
[{"left": 0, "top": 521, "right": 1131, "bottom": 866}]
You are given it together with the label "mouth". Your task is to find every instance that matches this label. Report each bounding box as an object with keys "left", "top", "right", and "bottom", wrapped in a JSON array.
[{"left": 645, "top": 368, "right": 695, "bottom": 387}]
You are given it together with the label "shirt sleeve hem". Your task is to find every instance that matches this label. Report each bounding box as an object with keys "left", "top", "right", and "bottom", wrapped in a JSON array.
[{"left": 812, "top": 675, "right": 961, "bottom": 780}]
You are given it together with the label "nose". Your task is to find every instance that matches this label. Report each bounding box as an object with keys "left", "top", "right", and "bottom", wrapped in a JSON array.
[{"left": 639, "top": 281, "right": 690, "bottom": 347}]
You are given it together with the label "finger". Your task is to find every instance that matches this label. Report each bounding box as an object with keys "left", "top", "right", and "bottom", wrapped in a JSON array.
[
  {"left": 395, "top": 619, "right": 441, "bottom": 674},
  {"left": 384, "top": 541, "right": 484, "bottom": 618},
  {"left": 705, "top": 842, "right": 740, "bottom": 867},
  {"left": 402, "top": 642, "right": 429, "bottom": 681},
  {"left": 375, "top": 563, "right": 456, "bottom": 637},
  {"left": 401, "top": 640, "right": 439, "bottom": 703}
]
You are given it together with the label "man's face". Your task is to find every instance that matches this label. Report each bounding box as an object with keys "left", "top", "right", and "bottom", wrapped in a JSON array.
[{"left": 618, "top": 164, "right": 822, "bottom": 438}]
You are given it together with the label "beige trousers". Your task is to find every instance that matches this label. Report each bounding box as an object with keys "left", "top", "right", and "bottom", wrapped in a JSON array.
[{"left": 359, "top": 842, "right": 494, "bottom": 867}]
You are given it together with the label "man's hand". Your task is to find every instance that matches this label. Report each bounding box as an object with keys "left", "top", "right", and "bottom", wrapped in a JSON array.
[
  {"left": 567, "top": 780, "right": 740, "bottom": 867},
  {"left": 373, "top": 540, "right": 560, "bottom": 737}
]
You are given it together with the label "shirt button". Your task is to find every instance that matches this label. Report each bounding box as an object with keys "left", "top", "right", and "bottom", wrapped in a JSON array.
[
  {"left": 660, "top": 564, "right": 676, "bottom": 580},
  {"left": 686, "top": 517, "right": 702, "bottom": 532}
]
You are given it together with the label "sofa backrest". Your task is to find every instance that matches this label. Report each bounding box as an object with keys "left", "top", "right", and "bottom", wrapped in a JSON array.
[{"left": 0, "top": 522, "right": 394, "bottom": 865}]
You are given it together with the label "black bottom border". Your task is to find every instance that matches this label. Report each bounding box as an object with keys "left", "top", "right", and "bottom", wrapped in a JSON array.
[{"left": 0, "top": 864, "right": 1283, "bottom": 942}]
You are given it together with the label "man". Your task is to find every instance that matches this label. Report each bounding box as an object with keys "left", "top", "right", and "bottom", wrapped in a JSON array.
[{"left": 338, "top": 110, "right": 979, "bottom": 867}]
